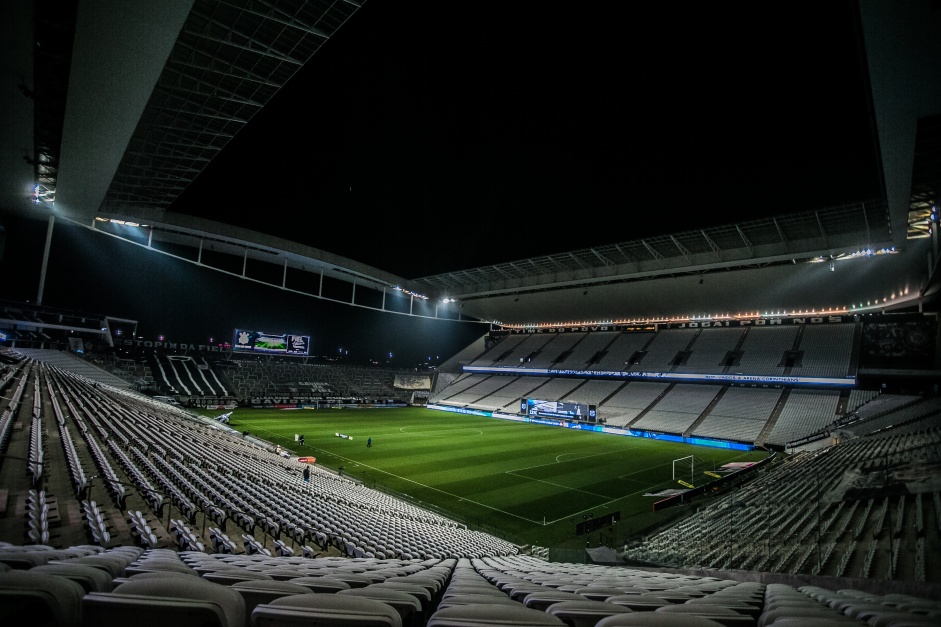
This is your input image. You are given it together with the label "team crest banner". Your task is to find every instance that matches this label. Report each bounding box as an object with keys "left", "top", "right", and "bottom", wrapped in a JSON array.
[{"left": 394, "top": 375, "right": 431, "bottom": 390}]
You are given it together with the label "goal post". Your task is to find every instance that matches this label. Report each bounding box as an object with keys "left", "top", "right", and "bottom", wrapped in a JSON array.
[
  {"left": 672, "top": 455, "right": 717, "bottom": 488},
  {"left": 672, "top": 455, "right": 696, "bottom": 487}
]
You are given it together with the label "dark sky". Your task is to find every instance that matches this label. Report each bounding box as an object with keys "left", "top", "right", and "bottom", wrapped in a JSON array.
[
  {"left": 169, "top": 0, "right": 882, "bottom": 279},
  {"left": 0, "top": 0, "right": 884, "bottom": 364}
]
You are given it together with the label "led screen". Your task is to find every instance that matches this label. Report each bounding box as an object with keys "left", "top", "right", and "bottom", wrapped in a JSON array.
[{"left": 234, "top": 329, "right": 309, "bottom": 355}]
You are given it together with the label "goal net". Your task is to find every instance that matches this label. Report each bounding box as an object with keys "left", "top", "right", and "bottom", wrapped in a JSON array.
[{"left": 671, "top": 455, "right": 714, "bottom": 488}]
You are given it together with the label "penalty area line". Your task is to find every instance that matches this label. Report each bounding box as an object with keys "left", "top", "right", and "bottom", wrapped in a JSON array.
[{"left": 303, "top": 447, "right": 544, "bottom": 525}]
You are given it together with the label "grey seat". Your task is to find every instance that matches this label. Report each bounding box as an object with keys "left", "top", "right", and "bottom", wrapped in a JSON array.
[
  {"left": 546, "top": 599, "right": 635, "bottom": 627},
  {"left": 332, "top": 573, "right": 378, "bottom": 588},
  {"left": 288, "top": 575, "right": 353, "bottom": 593},
  {"left": 523, "top": 589, "right": 588, "bottom": 611},
  {"left": 655, "top": 603, "right": 756, "bottom": 626},
  {"left": 30, "top": 562, "right": 115, "bottom": 593},
  {"left": 771, "top": 619, "right": 870, "bottom": 627},
  {"left": 0, "top": 550, "right": 59, "bottom": 569},
  {"left": 507, "top": 583, "right": 551, "bottom": 602},
  {"left": 338, "top": 587, "right": 423, "bottom": 626},
  {"left": 757, "top": 606, "right": 857, "bottom": 627},
  {"left": 651, "top": 591, "right": 696, "bottom": 604},
  {"left": 687, "top": 597, "right": 762, "bottom": 620},
  {"left": 605, "top": 594, "right": 672, "bottom": 611},
  {"left": 576, "top": 587, "right": 634, "bottom": 602},
  {"left": 259, "top": 568, "right": 308, "bottom": 581},
  {"left": 595, "top": 614, "right": 726, "bottom": 626},
  {"left": 427, "top": 603, "right": 567, "bottom": 626},
  {"left": 368, "top": 581, "right": 435, "bottom": 613},
  {"left": 82, "top": 575, "right": 246, "bottom": 627},
  {"left": 231, "top": 579, "right": 311, "bottom": 617},
  {"left": 0, "top": 569, "right": 87, "bottom": 627},
  {"left": 58, "top": 554, "right": 131, "bottom": 578},
  {"left": 859, "top": 610, "right": 940, "bottom": 627},
  {"left": 251, "top": 592, "right": 403, "bottom": 626},
  {"left": 124, "top": 560, "right": 200, "bottom": 577},
  {"left": 435, "top": 593, "right": 521, "bottom": 610},
  {"left": 393, "top": 574, "right": 444, "bottom": 596},
  {"left": 202, "top": 569, "right": 275, "bottom": 585},
  {"left": 443, "top": 585, "right": 505, "bottom": 599}
]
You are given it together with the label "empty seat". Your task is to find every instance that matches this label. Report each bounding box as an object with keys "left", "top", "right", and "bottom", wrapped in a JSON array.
[
  {"left": 427, "top": 603, "right": 567, "bottom": 626},
  {"left": 202, "top": 570, "right": 275, "bottom": 585},
  {"left": 124, "top": 559, "right": 200, "bottom": 577},
  {"left": 259, "top": 568, "right": 308, "bottom": 581},
  {"left": 288, "top": 575, "right": 353, "bottom": 593},
  {"left": 368, "top": 581, "right": 435, "bottom": 613},
  {"left": 230, "top": 579, "right": 310, "bottom": 617},
  {"left": 509, "top": 584, "right": 554, "bottom": 603},
  {"left": 595, "top": 614, "right": 727, "bottom": 626},
  {"left": 523, "top": 589, "right": 589, "bottom": 611},
  {"left": 0, "top": 551, "right": 61, "bottom": 570},
  {"left": 332, "top": 573, "right": 378, "bottom": 588},
  {"left": 858, "top": 610, "right": 939, "bottom": 627},
  {"left": 655, "top": 604, "right": 756, "bottom": 626},
  {"left": 58, "top": 554, "right": 131, "bottom": 578},
  {"left": 605, "top": 594, "right": 672, "bottom": 611},
  {"left": 443, "top": 584, "right": 504, "bottom": 598},
  {"left": 30, "top": 562, "right": 115, "bottom": 593},
  {"left": 251, "top": 592, "right": 403, "bottom": 626},
  {"left": 82, "top": 574, "right": 246, "bottom": 627},
  {"left": 757, "top": 606, "right": 858, "bottom": 627},
  {"left": 0, "top": 569, "right": 87, "bottom": 627},
  {"left": 436, "top": 593, "right": 521, "bottom": 610},
  {"left": 545, "top": 599, "right": 635, "bottom": 627},
  {"left": 338, "top": 587, "right": 423, "bottom": 626},
  {"left": 687, "top": 597, "right": 762, "bottom": 620},
  {"left": 576, "top": 587, "right": 634, "bottom": 602}
]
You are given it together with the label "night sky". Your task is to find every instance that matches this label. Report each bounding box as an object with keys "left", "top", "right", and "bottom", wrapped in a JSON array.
[
  {"left": 169, "top": 0, "right": 882, "bottom": 279},
  {"left": 1, "top": 0, "right": 883, "bottom": 364}
]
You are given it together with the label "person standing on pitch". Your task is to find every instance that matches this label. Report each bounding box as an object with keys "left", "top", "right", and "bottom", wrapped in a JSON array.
[{"left": 367, "top": 437, "right": 372, "bottom": 448}]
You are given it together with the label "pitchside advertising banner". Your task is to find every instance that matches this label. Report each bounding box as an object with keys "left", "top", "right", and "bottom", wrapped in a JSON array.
[{"left": 233, "top": 329, "right": 309, "bottom": 355}]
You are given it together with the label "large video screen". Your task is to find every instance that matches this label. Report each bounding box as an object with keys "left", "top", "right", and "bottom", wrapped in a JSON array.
[
  {"left": 234, "top": 329, "right": 309, "bottom": 355},
  {"left": 522, "top": 398, "right": 597, "bottom": 421}
]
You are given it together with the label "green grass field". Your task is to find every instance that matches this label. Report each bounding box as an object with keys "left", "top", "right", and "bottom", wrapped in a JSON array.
[{"left": 199, "top": 407, "right": 768, "bottom": 549}]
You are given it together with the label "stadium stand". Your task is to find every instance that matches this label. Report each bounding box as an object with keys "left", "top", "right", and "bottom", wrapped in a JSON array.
[{"left": 3, "top": 1, "right": 941, "bottom": 623}]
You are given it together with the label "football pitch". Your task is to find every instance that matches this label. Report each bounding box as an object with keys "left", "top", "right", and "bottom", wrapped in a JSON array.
[{"left": 202, "top": 407, "right": 768, "bottom": 549}]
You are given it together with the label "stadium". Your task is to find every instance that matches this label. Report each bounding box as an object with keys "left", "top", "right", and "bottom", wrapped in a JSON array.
[{"left": 1, "top": 1, "right": 940, "bottom": 626}]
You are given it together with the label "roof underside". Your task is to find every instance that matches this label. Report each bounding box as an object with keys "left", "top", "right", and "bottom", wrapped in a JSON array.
[
  {"left": 409, "top": 200, "right": 894, "bottom": 298},
  {"left": 101, "top": 0, "right": 363, "bottom": 213}
]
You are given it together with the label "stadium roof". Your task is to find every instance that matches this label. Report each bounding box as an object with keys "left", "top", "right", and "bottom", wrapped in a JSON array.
[{"left": 1, "top": 0, "right": 939, "bottom": 328}]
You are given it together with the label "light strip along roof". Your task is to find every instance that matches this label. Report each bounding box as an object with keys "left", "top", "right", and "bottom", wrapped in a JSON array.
[{"left": 410, "top": 199, "right": 892, "bottom": 298}]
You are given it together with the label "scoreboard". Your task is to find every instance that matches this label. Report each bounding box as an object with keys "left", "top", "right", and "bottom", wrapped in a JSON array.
[
  {"left": 522, "top": 398, "right": 597, "bottom": 422},
  {"left": 576, "top": 511, "right": 620, "bottom": 535},
  {"left": 233, "top": 329, "right": 310, "bottom": 355}
]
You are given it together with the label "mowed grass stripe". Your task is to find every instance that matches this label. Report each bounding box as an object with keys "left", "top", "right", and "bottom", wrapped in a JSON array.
[{"left": 214, "top": 407, "right": 767, "bottom": 545}]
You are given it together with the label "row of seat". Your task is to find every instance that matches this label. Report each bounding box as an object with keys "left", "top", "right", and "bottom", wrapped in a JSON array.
[
  {"left": 4, "top": 540, "right": 941, "bottom": 626},
  {"left": 80, "top": 500, "right": 111, "bottom": 548},
  {"left": 126, "top": 510, "right": 159, "bottom": 549},
  {"left": 37, "top": 360, "right": 517, "bottom": 560},
  {"left": 25, "top": 488, "right": 50, "bottom": 545}
]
